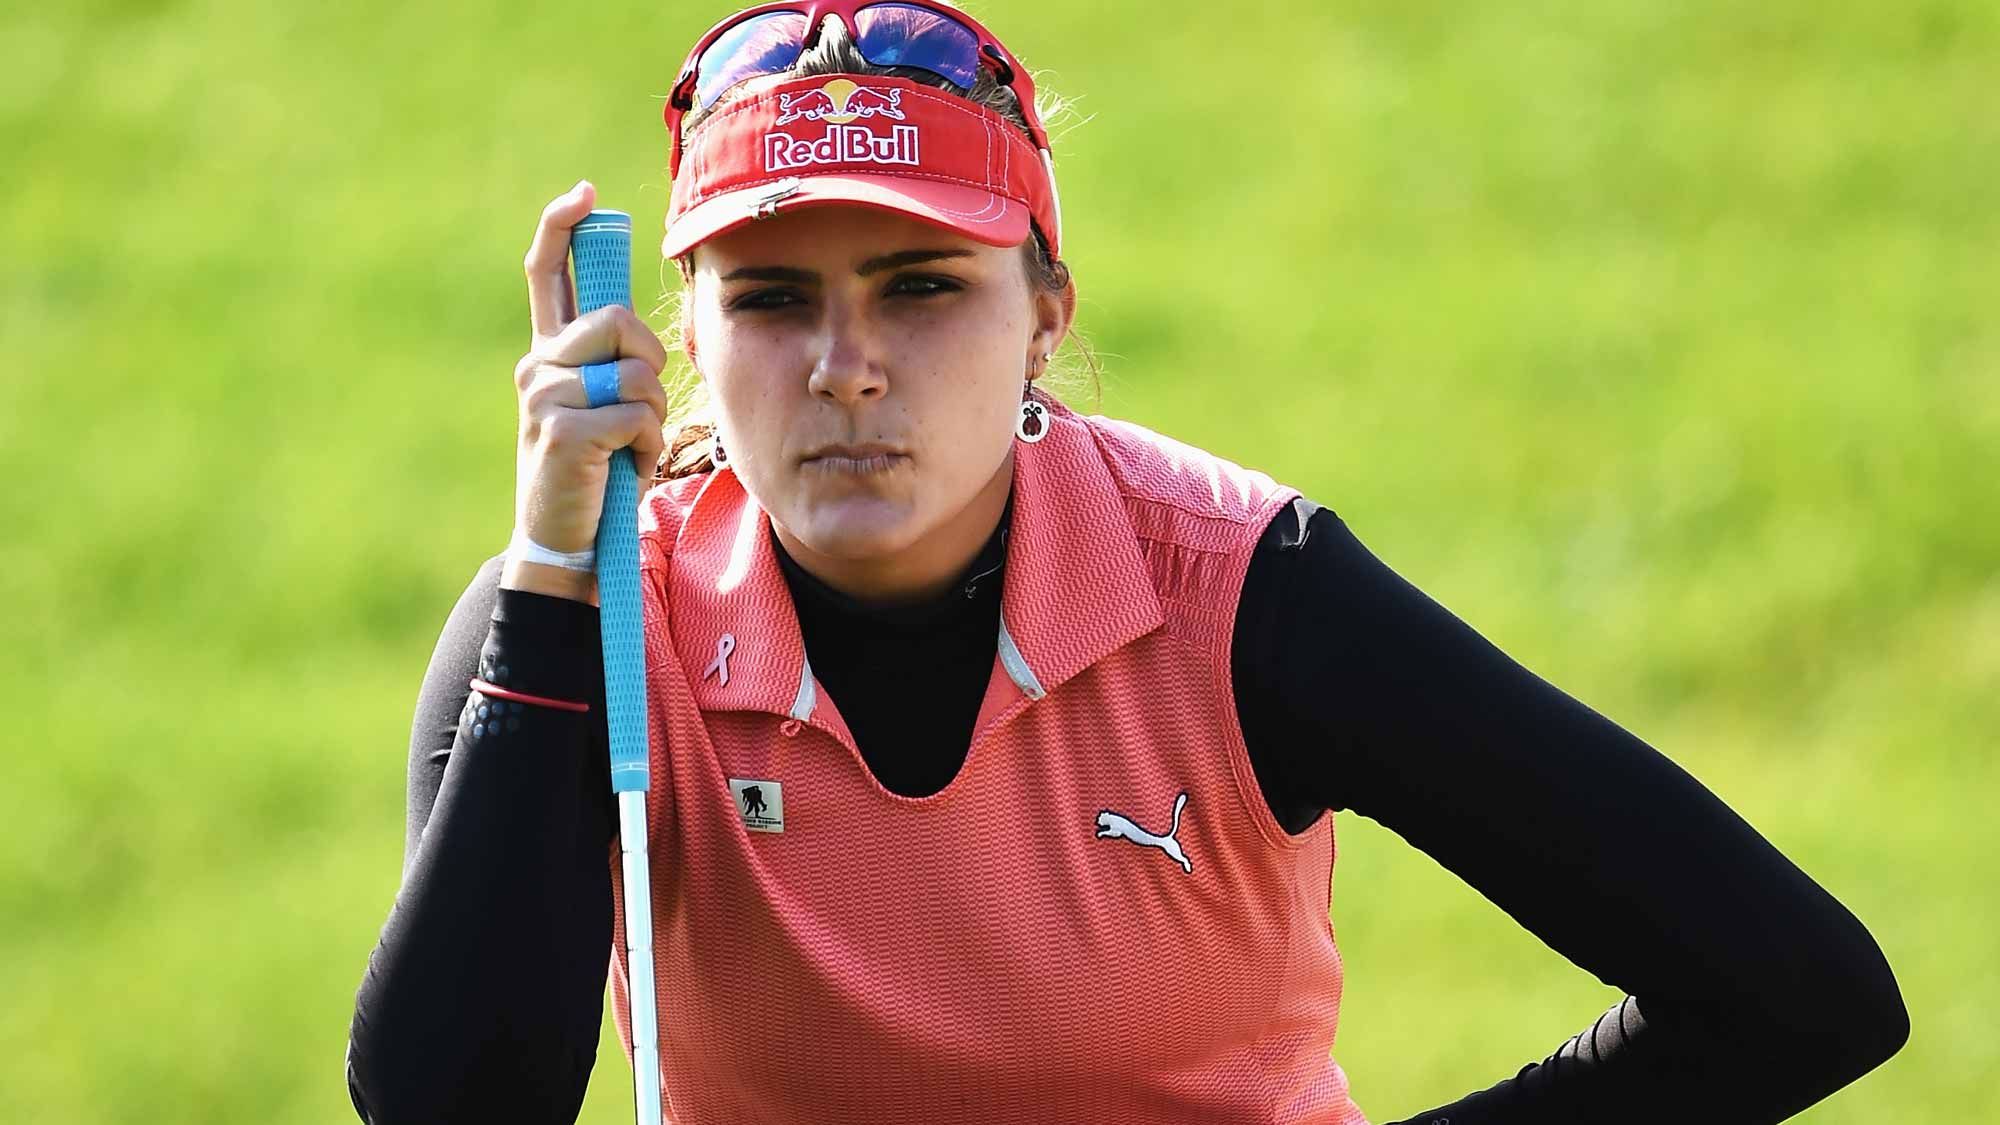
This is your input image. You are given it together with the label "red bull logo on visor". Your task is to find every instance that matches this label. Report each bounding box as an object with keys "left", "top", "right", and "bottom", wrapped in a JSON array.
[
  {"left": 772, "top": 78, "right": 907, "bottom": 126},
  {"left": 764, "top": 79, "right": 919, "bottom": 172}
]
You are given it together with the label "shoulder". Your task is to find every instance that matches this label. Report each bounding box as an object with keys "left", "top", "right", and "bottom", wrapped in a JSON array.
[
  {"left": 637, "top": 471, "right": 715, "bottom": 565},
  {"left": 1071, "top": 409, "right": 1300, "bottom": 541}
]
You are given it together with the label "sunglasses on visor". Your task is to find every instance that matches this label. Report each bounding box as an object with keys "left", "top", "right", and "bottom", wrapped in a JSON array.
[{"left": 664, "top": 0, "right": 1052, "bottom": 174}]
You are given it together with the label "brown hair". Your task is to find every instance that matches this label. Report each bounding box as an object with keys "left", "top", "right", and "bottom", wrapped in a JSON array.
[{"left": 650, "top": 9, "right": 1098, "bottom": 480}]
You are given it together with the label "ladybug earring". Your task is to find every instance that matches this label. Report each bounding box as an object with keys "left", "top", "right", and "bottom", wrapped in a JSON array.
[
  {"left": 1016, "top": 350, "right": 1048, "bottom": 442},
  {"left": 1016, "top": 380, "right": 1048, "bottom": 442}
]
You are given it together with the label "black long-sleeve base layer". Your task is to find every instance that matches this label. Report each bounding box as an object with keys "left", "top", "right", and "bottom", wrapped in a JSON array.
[{"left": 346, "top": 494, "right": 1908, "bottom": 1124}]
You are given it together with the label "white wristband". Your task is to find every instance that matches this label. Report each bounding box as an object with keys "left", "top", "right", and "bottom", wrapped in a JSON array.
[{"left": 508, "top": 527, "right": 596, "bottom": 571}]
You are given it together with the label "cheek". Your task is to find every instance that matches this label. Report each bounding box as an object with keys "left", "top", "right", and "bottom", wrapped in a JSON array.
[
  {"left": 931, "top": 352, "right": 1030, "bottom": 462},
  {"left": 939, "top": 311, "right": 1033, "bottom": 432},
  {"left": 698, "top": 324, "right": 799, "bottom": 411}
]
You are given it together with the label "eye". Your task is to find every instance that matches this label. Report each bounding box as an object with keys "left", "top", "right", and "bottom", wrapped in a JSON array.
[
  {"left": 727, "top": 288, "right": 803, "bottom": 311},
  {"left": 890, "top": 274, "right": 961, "bottom": 297}
]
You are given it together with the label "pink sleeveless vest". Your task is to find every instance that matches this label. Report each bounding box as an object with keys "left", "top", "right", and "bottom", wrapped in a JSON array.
[{"left": 611, "top": 395, "right": 1370, "bottom": 1124}]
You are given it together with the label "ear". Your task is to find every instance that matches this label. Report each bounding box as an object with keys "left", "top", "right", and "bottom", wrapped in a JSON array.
[
  {"left": 676, "top": 251, "right": 701, "bottom": 365},
  {"left": 1029, "top": 275, "right": 1076, "bottom": 374},
  {"left": 679, "top": 304, "right": 699, "bottom": 365}
]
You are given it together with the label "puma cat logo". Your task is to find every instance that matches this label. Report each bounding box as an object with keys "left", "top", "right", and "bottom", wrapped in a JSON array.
[{"left": 1096, "top": 791, "right": 1192, "bottom": 874}]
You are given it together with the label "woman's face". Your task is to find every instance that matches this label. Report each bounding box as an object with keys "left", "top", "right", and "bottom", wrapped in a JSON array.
[{"left": 686, "top": 205, "right": 1069, "bottom": 599}]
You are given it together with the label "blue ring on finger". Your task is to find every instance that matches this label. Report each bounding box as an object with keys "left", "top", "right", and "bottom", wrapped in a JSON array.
[{"left": 581, "top": 360, "right": 622, "bottom": 408}]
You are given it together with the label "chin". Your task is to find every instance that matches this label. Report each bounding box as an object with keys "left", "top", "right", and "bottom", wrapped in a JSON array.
[{"left": 789, "top": 495, "right": 923, "bottom": 561}]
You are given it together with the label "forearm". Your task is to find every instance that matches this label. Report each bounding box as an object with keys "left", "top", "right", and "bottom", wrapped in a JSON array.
[
  {"left": 348, "top": 588, "right": 615, "bottom": 1124},
  {"left": 1387, "top": 983, "right": 1907, "bottom": 1125}
]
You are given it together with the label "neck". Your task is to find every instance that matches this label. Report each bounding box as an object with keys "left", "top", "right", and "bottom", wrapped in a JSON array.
[{"left": 769, "top": 448, "right": 1015, "bottom": 609}]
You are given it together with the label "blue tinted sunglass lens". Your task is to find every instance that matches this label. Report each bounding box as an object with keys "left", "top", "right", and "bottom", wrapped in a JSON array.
[
  {"left": 696, "top": 11, "right": 813, "bottom": 109},
  {"left": 852, "top": 3, "right": 981, "bottom": 88}
]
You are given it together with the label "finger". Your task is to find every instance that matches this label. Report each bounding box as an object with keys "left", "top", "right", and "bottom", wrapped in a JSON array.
[
  {"left": 519, "top": 356, "right": 665, "bottom": 422},
  {"left": 524, "top": 179, "right": 597, "bottom": 340},
  {"left": 541, "top": 401, "right": 671, "bottom": 460},
  {"left": 538, "top": 304, "right": 670, "bottom": 375},
  {"left": 632, "top": 410, "right": 668, "bottom": 483}
]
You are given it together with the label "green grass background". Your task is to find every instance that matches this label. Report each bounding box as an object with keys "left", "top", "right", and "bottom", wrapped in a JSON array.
[{"left": 2, "top": 0, "right": 1992, "bottom": 1120}]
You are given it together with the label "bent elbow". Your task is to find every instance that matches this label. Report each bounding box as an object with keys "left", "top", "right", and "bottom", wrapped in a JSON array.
[
  {"left": 1844, "top": 943, "right": 1911, "bottom": 1075},
  {"left": 1873, "top": 990, "right": 1912, "bottom": 1069},
  {"left": 1788, "top": 913, "right": 1912, "bottom": 1083}
]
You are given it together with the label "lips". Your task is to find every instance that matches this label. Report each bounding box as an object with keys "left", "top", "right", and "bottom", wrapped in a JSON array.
[{"left": 803, "top": 442, "right": 906, "bottom": 463}]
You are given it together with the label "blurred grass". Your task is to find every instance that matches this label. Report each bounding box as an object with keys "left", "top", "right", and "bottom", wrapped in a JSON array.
[{"left": 1, "top": 0, "right": 1992, "bottom": 1121}]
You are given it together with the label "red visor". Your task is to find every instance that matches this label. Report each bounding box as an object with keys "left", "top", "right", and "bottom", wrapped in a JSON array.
[{"left": 662, "top": 73, "right": 1061, "bottom": 260}]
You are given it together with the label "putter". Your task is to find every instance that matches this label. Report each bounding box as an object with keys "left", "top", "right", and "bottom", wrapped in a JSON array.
[{"left": 569, "top": 207, "right": 663, "bottom": 1125}]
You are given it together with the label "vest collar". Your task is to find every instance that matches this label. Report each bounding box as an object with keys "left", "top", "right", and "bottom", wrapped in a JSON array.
[{"left": 665, "top": 397, "right": 1165, "bottom": 741}]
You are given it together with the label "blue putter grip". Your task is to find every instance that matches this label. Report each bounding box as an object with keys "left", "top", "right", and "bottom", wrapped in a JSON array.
[{"left": 570, "top": 209, "right": 649, "bottom": 793}]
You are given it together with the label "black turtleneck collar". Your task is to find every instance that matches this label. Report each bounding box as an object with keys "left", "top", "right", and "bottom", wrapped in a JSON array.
[{"left": 770, "top": 489, "right": 1013, "bottom": 629}]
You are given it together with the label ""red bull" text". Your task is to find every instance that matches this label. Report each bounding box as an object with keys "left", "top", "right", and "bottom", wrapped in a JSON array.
[{"left": 764, "top": 124, "right": 921, "bottom": 171}]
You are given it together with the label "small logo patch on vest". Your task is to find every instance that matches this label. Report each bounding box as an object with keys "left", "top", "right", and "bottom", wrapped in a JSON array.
[
  {"left": 1096, "top": 791, "right": 1192, "bottom": 874},
  {"left": 729, "top": 778, "right": 784, "bottom": 834}
]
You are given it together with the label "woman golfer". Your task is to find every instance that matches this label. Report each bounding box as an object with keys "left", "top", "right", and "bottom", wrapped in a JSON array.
[{"left": 347, "top": 3, "right": 1908, "bottom": 1122}]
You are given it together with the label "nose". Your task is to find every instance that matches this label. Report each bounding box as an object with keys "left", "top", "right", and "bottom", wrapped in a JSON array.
[{"left": 806, "top": 306, "right": 888, "bottom": 406}]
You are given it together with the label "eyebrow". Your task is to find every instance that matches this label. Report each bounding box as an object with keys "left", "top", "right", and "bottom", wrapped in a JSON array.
[{"left": 718, "top": 248, "right": 976, "bottom": 284}]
